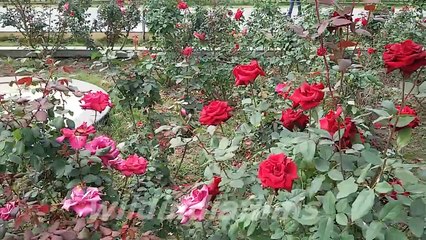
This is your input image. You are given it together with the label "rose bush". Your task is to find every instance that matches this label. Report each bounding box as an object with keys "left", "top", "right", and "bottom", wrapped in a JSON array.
[{"left": 1, "top": 0, "right": 426, "bottom": 239}]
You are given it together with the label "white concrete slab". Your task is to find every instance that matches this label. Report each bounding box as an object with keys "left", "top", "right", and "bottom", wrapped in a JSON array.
[{"left": 0, "top": 77, "right": 110, "bottom": 126}]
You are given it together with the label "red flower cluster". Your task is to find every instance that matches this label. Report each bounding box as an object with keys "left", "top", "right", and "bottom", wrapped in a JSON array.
[
  {"left": 80, "top": 91, "right": 112, "bottom": 113},
  {"left": 280, "top": 109, "right": 309, "bottom": 131},
  {"left": 234, "top": 9, "right": 243, "bottom": 21},
  {"left": 383, "top": 40, "right": 426, "bottom": 77},
  {"left": 182, "top": 46, "right": 193, "bottom": 57},
  {"left": 258, "top": 153, "right": 298, "bottom": 192},
  {"left": 319, "top": 107, "right": 362, "bottom": 149},
  {"left": 317, "top": 47, "right": 327, "bottom": 57},
  {"left": 233, "top": 60, "right": 265, "bottom": 86},
  {"left": 367, "top": 48, "right": 376, "bottom": 55},
  {"left": 289, "top": 82, "right": 325, "bottom": 110},
  {"left": 177, "top": 1, "right": 188, "bottom": 10},
  {"left": 394, "top": 105, "right": 420, "bottom": 130},
  {"left": 199, "top": 100, "right": 233, "bottom": 126}
]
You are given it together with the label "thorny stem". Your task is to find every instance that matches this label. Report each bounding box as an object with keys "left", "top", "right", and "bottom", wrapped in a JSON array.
[
  {"left": 314, "top": 0, "right": 336, "bottom": 105},
  {"left": 174, "top": 144, "right": 188, "bottom": 179},
  {"left": 370, "top": 70, "right": 422, "bottom": 188},
  {"left": 250, "top": 83, "right": 257, "bottom": 108}
]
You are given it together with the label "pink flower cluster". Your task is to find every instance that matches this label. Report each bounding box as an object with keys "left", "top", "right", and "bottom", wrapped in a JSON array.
[
  {"left": 176, "top": 177, "right": 221, "bottom": 224},
  {"left": 62, "top": 186, "right": 102, "bottom": 217}
]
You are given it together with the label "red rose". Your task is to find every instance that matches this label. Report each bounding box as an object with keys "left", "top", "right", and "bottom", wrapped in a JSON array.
[
  {"left": 234, "top": 9, "right": 243, "bottom": 21},
  {"left": 177, "top": 1, "right": 188, "bottom": 10},
  {"left": 383, "top": 40, "right": 426, "bottom": 77},
  {"left": 319, "top": 108, "right": 361, "bottom": 148},
  {"left": 80, "top": 91, "right": 112, "bottom": 113},
  {"left": 233, "top": 60, "right": 265, "bottom": 86},
  {"left": 367, "top": 47, "right": 376, "bottom": 55},
  {"left": 361, "top": 17, "right": 368, "bottom": 26},
  {"left": 280, "top": 109, "right": 309, "bottom": 131},
  {"left": 317, "top": 47, "right": 327, "bottom": 57},
  {"left": 182, "top": 46, "right": 193, "bottom": 57},
  {"left": 289, "top": 82, "right": 325, "bottom": 110},
  {"left": 258, "top": 153, "right": 298, "bottom": 191},
  {"left": 394, "top": 105, "right": 420, "bottom": 130},
  {"left": 116, "top": 154, "right": 148, "bottom": 177},
  {"left": 207, "top": 176, "right": 221, "bottom": 199},
  {"left": 354, "top": 17, "right": 361, "bottom": 23},
  {"left": 193, "top": 32, "right": 206, "bottom": 41},
  {"left": 199, "top": 100, "right": 233, "bottom": 126}
]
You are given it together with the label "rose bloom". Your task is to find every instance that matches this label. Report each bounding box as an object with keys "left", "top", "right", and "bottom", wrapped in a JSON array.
[
  {"left": 62, "top": 186, "right": 102, "bottom": 217},
  {"left": 319, "top": 108, "right": 361, "bottom": 148},
  {"left": 116, "top": 154, "right": 148, "bottom": 177},
  {"left": 361, "top": 17, "right": 368, "bottom": 26},
  {"left": 85, "top": 136, "right": 120, "bottom": 166},
  {"left": 234, "top": 8, "right": 243, "bottom": 21},
  {"left": 207, "top": 176, "right": 221, "bottom": 200},
  {"left": 182, "top": 46, "right": 193, "bottom": 57},
  {"left": 258, "top": 153, "right": 298, "bottom": 191},
  {"left": 317, "top": 47, "right": 327, "bottom": 57},
  {"left": 0, "top": 201, "right": 18, "bottom": 221},
  {"left": 289, "top": 82, "right": 325, "bottom": 110},
  {"left": 233, "top": 60, "right": 265, "bottom": 86},
  {"left": 193, "top": 32, "right": 206, "bottom": 41},
  {"left": 63, "top": 2, "right": 70, "bottom": 11},
  {"left": 176, "top": 185, "right": 210, "bottom": 224},
  {"left": 56, "top": 122, "right": 96, "bottom": 150},
  {"left": 383, "top": 40, "right": 426, "bottom": 77},
  {"left": 177, "top": 1, "right": 188, "bottom": 10},
  {"left": 275, "top": 82, "right": 292, "bottom": 99},
  {"left": 367, "top": 47, "right": 376, "bottom": 55},
  {"left": 280, "top": 108, "right": 309, "bottom": 131},
  {"left": 394, "top": 105, "right": 420, "bottom": 130},
  {"left": 199, "top": 100, "right": 233, "bottom": 126},
  {"left": 80, "top": 91, "right": 112, "bottom": 113}
]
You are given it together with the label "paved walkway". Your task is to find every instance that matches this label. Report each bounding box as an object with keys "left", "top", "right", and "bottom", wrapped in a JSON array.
[{"left": 0, "top": 6, "right": 383, "bottom": 33}]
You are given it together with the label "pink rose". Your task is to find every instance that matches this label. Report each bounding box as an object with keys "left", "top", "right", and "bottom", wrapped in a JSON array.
[
  {"left": 80, "top": 91, "right": 112, "bottom": 113},
  {"left": 116, "top": 154, "right": 148, "bottom": 177},
  {"left": 234, "top": 9, "right": 243, "bottom": 21},
  {"left": 62, "top": 186, "right": 102, "bottom": 217},
  {"left": 0, "top": 201, "right": 18, "bottom": 221},
  {"left": 176, "top": 185, "right": 210, "bottom": 224},
  {"left": 63, "top": 2, "right": 70, "bottom": 12},
  {"left": 275, "top": 82, "right": 292, "bottom": 99},
  {"left": 85, "top": 136, "right": 120, "bottom": 166},
  {"left": 56, "top": 122, "right": 96, "bottom": 150},
  {"left": 193, "top": 32, "right": 206, "bottom": 41}
]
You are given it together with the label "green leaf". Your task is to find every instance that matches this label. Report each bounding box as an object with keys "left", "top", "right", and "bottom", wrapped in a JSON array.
[
  {"left": 328, "top": 169, "right": 344, "bottom": 181},
  {"left": 83, "top": 174, "right": 101, "bottom": 184},
  {"left": 336, "top": 199, "right": 350, "bottom": 213},
  {"left": 395, "top": 169, "right": 418, "bottom": 184},
  {"left": 308, "top": 175, "right": 325, "bottom": 198},
  {"left": 410, "top": 198, "right": 425, "bottom": 217},
  {"left": 318, "top": 217, "right": 333, "bottom": 240},
  {"left": 357, "top": 164, "right": 371, "bottom": 184},
  {"left": 12, "top": 129, "right": 22, "bottom": 141},
  {"left": 336, "top": 213, "right": 348, "bottom": 226},
  {"left": 51, "top": 116, "right": 65, "bottom": 129},
  {"left": 351, "top": 189, "right": 375, "bottom": 221},
  {"left": 14, "top": 141, "right": 25, "bottom": 155},
  {"left": 385, "top": 228, "right": 408, "bottom": 240},
  {"left": 408, "top": 217, "right": 424, "bottom": 237},
  {"left": 250, "top": 112, "right": 262, "bottom": 127},
  {"left": 297, "top": 140, "right": 316, "bottom": 162},
  {"left": 229, "top": 179, "right": 244, "bottom": 189},
  {"left": 361, "top": 149, "right": 382, "bottom": 165},
  {"left": 375, "top": 182, "right": 393, "bottom": 193},
  {"left": 218, "top": 137, "right": 230, "bottom": 150},
  {"left": 337, "top": 177, "right": 358, "bottom": 199},
  {"left": 365, "top": 221, "right": 383, "bottom": 240},
  {"left": 294, "top": 206, "right": 319, "bottom": 226},
  {"left": 381, "top": 100, "right": 397, "bottom": 115},
  {"left": 397, "top": 127, "right": 412, "bottom": 150},
  {"left": 390, "top": 115, "right": 415, "bottom": 128},
  {"left": 379, "top": 201, "right": 403, "bottom": 221},
  {"left": 322, "top": 191, "right": 336, "bottom": 215},
  {"left": 315, "top": 156, "right": 330, "bottom": 172},
  {"left": 271, "top": 229, "right": 284, "bottom": 239}
]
